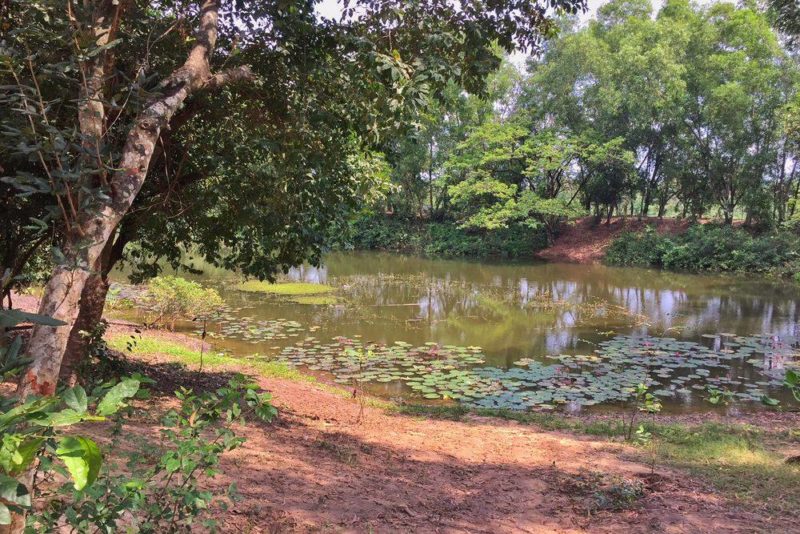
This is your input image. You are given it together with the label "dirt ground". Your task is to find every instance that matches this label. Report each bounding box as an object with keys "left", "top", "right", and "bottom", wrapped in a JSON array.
[
  {"left": 100, "top": 334, "right": 792, "bottom": 534},
  {"left": 536, "top": 217, "right": 691, "bottom": 264},
  {"left": 205, "top": 371, "right": 792, "bottom": 533}
]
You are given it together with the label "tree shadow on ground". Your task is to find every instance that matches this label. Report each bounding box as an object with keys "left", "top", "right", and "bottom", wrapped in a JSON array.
[
  {"left": 95, "top": 350, "right": 243, "bottom": 397},
  {"left": 210, "top": 413, "right": 774, "bottom": 534}
]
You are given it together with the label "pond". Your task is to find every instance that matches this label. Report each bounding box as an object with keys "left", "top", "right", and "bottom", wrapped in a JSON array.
[{"left": 113, "top": 251, "right": 800, "bottom": 413}]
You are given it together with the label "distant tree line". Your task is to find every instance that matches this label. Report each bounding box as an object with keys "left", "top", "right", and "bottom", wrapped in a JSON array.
[{"left": 368, "top": 0, "right": 800, "bottom": 233}]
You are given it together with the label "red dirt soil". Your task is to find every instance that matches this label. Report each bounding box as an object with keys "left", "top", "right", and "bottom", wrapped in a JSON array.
[
  {"left": 537, "top": 217, "right": 691, "bottom": 264},
  {"left": 102, "top": 334, "right": 794, "bottom": 534}
]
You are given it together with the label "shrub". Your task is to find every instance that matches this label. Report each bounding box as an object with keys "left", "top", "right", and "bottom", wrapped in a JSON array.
[
  {"left": 140, "top": 276, "right": 224, "bottom": 330},
  {"left": 603, "top": 226, "right": 671, "bottom": 267},
  {"left": 339, "top": 215, "right": 548, "bottom": 258},
  {"left": 604, "top": 224, "right": 800, "bottom": 277},
  {"left": 29, "top": 375, "right": 276, "bottom": 533}
]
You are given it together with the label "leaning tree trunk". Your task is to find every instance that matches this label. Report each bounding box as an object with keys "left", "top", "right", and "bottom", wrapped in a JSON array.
[{"left": 19, "top": 0, "right": 252, "bottom": 398}]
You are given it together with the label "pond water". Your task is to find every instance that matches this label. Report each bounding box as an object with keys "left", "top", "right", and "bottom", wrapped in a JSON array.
[{"left": 113, "top": 251, "right": 800, "bottom": 413}]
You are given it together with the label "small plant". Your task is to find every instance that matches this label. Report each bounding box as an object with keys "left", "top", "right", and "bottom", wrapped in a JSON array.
[
  {"left": 592, "top": 477, "right": 645, "bottom": 512},
  {"left": 621, "top": 383, "right": 662, "bottom": 441},
  {"left": 786, "top": 370, "right": 800, "bottom": 401},
  {"left": 140, "top": 276, "right": 224, "bottom": 330},
  {"left": 0, "top": 377, "right": 142, "bottom": 528},
  {"left": 707, "top": 386, "right": 735, "bottom": 406},
  {"left": 33, "top": 374, "right": 277, "bottom": 532}
]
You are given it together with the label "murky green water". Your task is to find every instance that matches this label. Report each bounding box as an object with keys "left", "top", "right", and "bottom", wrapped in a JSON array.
[{"left": 113, "top": 251, "right": 800, "bottom": 413}]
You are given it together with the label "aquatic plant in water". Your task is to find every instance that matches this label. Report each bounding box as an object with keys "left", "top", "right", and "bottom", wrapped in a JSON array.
[{"left": 271, "top": 333, "right": 800, "bottom": 411}]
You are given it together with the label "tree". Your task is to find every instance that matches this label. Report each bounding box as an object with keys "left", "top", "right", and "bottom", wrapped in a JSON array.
[
  {"left": 2, "top": 0, "right": 584, "bottom": 396},
  {"left": 520, "top": 0, "right": 799, "bottom": 223}
]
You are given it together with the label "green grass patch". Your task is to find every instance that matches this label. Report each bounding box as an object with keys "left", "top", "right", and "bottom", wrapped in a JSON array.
[
  {"left": 107, "top": 334, "right": 310, "bottom": 381},
  {"left": 289, "top": 294, "right": 339, "bottom": 305},
  {"left": 233, "top": 281, "right": 336, "bottom": 295},
  {"left": 648, "top": 423, "right": 800, "bottom": 514}
]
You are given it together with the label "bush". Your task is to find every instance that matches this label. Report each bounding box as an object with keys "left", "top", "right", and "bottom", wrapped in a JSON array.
[
  {"left": 603, "top": 226, "right": 671, "bottom": 267},
  {"left": 30, "top": 375, "right": 276, "bottom": 533},
  {"left": 605, "top": 224, "right": 800, "bottom": 277},
  {"left": 339, "top": 215, "right": 548, "bottom": 259},
  {"left": 140, "top": 276, "right": 224, "bottom": 330}
]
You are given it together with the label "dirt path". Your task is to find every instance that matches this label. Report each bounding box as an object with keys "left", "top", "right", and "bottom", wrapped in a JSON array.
[
  {"left": 196, "top": 372, "right": 782, "bottom": 533},
  {"left": 537, "top": 217, "right": 691, "bottom": 264}
]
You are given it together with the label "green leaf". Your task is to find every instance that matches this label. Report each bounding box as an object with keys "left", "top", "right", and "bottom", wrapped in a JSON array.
[
  {"left": 63, "top": 386, "right": 88, "bottom": 413},
  {"left": 0, "top": 502, "right": 9, "bottom": 525},
  {"left": 46, "top": 409, "right": 86, "bottom": 427},
  {"left": 56, "top": 437, "right": 102, "bottom": 490},
  {"left": 760, "top": 395, "right": 780, "bottom": 407},
  {"left": 0, "top": 309, "right": 66, "bottom": 328},
  {"left": 0, "top": 473, "right": 31, "bottom": 507},
  {"left": 786, "top": 369, "right": 799, "bottom": 387},
  {"left": 96, "top": 378, "right": 140, "bottom": 416},
  {"left": 9, "top": 438, "right": 44, "bottom": 474}
]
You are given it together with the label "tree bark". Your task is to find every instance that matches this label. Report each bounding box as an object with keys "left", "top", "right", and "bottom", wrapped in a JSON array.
[
  {"left": 59, "top": 272, "right": 109, "bottom": 384},
  {"left": 19, "top": 0, "right": 252, "bottom": 398}
]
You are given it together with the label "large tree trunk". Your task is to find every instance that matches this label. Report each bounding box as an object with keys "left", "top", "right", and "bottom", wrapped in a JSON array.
[
  {"left": 60, "top": 272, "right": 110, "bottom": 384},
  {"left": 19, "top": 0, "right": 251, "bottom": 398}
]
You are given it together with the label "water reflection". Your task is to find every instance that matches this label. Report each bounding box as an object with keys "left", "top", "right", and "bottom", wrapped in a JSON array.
[{"left": 115, "top": 251, "right": 800, "bottom": 410}]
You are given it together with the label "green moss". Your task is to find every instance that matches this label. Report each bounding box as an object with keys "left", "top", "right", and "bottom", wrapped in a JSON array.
[{"left": 233, "top": 281, "right": 336, "bottom": 295}]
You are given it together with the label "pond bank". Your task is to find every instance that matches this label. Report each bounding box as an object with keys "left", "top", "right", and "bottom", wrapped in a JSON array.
[
  {"left": 104, "top": 325, "right": 799, "bottom": 532},
  {"left": 536, "top": 216, "right": 691, "bottom": 264}
]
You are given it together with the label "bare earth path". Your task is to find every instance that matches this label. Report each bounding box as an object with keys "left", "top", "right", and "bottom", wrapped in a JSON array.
[
  {"left": 536, "top": 217, "right": 691, "bottom": 264},
  {"left": 196, "top": 374, "right": 786, "bottom": 533}
]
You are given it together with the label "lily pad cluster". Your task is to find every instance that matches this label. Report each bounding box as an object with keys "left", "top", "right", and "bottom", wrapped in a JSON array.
[
  {"left": 271, "top": 332, "right": 800, "bottom": 410},
  {"left": 199, "top": 315, "right": 304, "bottom": 344},
  {"left": 275, "top": 337, "right": 486, "bottom": 387}
]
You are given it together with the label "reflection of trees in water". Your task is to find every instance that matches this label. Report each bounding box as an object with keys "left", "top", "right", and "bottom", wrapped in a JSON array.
[{"left": 256, "top": 253, "right": 800, "bottom": 360}]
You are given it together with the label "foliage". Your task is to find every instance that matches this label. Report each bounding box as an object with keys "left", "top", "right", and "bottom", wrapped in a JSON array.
[
  {"left": 787, "top": 370, "right": 800, "bottom": 402},
  {"left": 1, "top": 0, "right": 585, "bottom": 299},
  {"left": 522, "top": 0, "right": 800, "bottom": 224},
  {"left": 140, "top": 277, "right": 224, "bottom": 330},
  {"left": 604, "top": 224, "right": 800, "bottom": 276},
  {"left": 0, "top": 377, "right": 142, "bottom": 526},
  {"left": 31, "top": 375, "right": 276, "bottom": 533},
  {"left": 621, "top": 383, "right": 662, "bottom": 441},
  {"left": 706, "top": 386, "right": 735, "bottom": 406},
  {"left": 603, "top": 226, "right": 676, "bottom": 267},
  {"left": 342, "top": 215, "right": 549, "bottom": 258}
]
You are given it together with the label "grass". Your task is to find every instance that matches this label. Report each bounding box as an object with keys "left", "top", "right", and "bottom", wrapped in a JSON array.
[
  {"left": 107, "top": 334, "right": 312, "bottom": 382},
  {"left": 105, "top": 332, "right": 391, "bottom": 408},
  {"left": 650, "top": 423, "right": 800, "bottom": 514},
  {"left": 394, "top": 403, "right": 800, "bottom": 513},
  {"left": 233, "top": 281, "right": 336, "bottom": 295}
]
